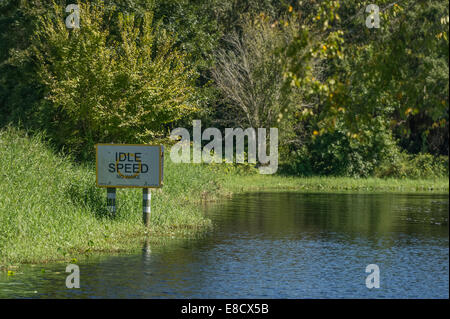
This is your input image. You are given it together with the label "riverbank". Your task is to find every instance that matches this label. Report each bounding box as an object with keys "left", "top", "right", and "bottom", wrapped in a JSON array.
[{"left": 0, "top": 127, "right": 448, "bottom": 269}]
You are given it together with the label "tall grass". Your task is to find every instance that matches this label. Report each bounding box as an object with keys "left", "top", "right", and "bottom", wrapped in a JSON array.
[
  {"left": 0, "top": 127, "right": 219, "bottom": 267},
  {"left": 0, "top": 127, "right": 448, "bottom": 267}
]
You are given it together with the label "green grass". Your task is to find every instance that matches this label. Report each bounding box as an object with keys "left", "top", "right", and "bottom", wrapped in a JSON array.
[
  {"left": 0, "top": 127, "right": 448, "bottom": 268},
  {"left": 0, "top": 127, "right": 221, "bottom": 268},
  {"left": 223, "top": 174, "right": 449, "bottom": 193}
]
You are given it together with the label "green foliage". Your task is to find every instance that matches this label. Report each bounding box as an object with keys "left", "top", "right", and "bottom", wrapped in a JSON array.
[
  {"left": 281, "top": 0, "right": 449, "bottom": 176},
  {"left": 151, "top": 0, "right": 220, "bottom": 70},
  {"left": 282, "top": 116, "right": 400, "bottom": 177},
  {"left": 334, "top": 0, "right": 449, "bottom": 155},
  {"left": 26, "top": 2, "right": 198, "bottom": 158},
  {"left": 0, "top": 0, "right": 52, "bottom": 127},
  {"left": 0, "top": 0, "right": 448, "bottom": 177},
  {"left": 375, "top": 153, "right": 449, "bottom": 179}
]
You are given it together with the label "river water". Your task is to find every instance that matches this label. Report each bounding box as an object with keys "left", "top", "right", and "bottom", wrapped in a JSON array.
[{"left": 1, "top": 192, "right": 448, "bottom": 298}]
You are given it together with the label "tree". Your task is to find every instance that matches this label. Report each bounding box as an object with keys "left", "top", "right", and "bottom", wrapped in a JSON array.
[
  {"left": 332, "top": 0, "right": 449, "bottom": 155},
  {"left": 28, "top": 2, "right": 198, "bottom": 157},
  {"left": 211, "top": 14, "right": 305, "bottom": 137},
  {"left": 281, "top": 0, "right": 448, "bottom": 176}
]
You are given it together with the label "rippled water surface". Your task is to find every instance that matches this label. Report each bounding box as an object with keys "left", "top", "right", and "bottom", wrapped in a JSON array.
[{"left": 1, "top": 192, "right": 448, "bottom": 298}]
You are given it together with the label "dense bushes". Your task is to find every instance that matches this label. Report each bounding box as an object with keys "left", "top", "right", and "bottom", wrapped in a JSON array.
[
  {"left": 282, "top": 146, "right": 448, "bottom": 179},
  {"left": 375, "top": 153, "right": 449, "bottom": 179},
  {"left": 32, "top": 3, "right": 199, "bottom": 157},
  {"left": 281, "top": 116, "right": 398, "bottom": 177},
  {"left": 281, "top": 116, "right": 448, "bottom": 178},
  {"left": 0, "top": 0, "right": 448, "bottom": 177},
  {"left": 280, "top": 0, "right": 448, "bottom": 177}
]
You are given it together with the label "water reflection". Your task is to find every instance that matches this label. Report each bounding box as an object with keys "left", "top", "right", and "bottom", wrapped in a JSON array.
[
  {"left": 1, "top": 192, "right": 448, "bottom": 298},
  {"left": 206, "top": 193, "right": 448, "bottom": 238}
]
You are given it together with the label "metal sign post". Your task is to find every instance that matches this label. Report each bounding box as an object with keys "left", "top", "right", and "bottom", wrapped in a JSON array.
[
  {"left": 107, "top": 187, "right": 116, "bottom": 216},
  {"left": 95, "top": 144, "right": 163, "bottom": 226},
  {"left": 143, "top": 188, "right": 151, "bottom": 226}
]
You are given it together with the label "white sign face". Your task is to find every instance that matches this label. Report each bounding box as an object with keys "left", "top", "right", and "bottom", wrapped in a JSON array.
[{"left": 96, "top": 144, "right": 163, "bottom": 188}]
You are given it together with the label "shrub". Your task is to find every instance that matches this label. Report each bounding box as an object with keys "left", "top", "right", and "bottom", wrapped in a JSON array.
[
  {"left": 282, "top": 116, "right": 400, "bottom": 177},
  {"left": 375, "top": 153, "right": 449, "bottom": 179},
  {"left": 29, "top": 2, "right": 198, "bottom": 158}
]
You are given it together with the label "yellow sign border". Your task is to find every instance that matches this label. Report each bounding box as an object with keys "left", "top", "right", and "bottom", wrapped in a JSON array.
[{"left": 95, "top": 143, "right": 163, "bottom": 188}]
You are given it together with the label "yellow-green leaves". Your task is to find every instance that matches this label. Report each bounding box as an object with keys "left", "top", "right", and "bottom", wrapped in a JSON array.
[{"left": 32, "top": 2, "right": 198, "bottom": 155}]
